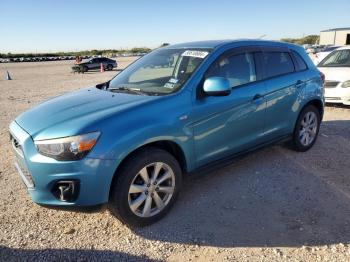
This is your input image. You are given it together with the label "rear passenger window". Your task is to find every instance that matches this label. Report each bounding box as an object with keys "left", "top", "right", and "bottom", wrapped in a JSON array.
[
  {"left": 206, "top": 52, "right": 257, "bottom": 88},
  {"left": 262, "top": 52, "right": 295, "bottom": 78},
  {"left": 291, "top": 50, "right": 307, "bottom": 71}
]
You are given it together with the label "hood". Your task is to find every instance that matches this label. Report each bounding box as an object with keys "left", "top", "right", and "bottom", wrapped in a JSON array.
[
  {"left": 16, "top": 87, "right": 156, "bottom": 139},
  {"left": 318, "top": 67, "right": 350, "bottom": 82}
]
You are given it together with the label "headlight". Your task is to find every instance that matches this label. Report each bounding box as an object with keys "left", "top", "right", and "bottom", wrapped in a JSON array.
[
  {"left": 34, "top": 132, "right": 100, "bottom": 161},
  {"left": 341, "top": 80, "right": 350, "bottom": 88}
]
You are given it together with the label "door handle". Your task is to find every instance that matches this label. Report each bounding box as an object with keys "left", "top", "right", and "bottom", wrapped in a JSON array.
[
  {"left": 253, "top": 94, "right": 263, "bottom": 101},
  {"left": 295, "top": 80, "right": 304, "bottom": 88}
]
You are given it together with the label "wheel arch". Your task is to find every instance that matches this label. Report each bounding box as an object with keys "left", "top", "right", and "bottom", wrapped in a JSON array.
[
  {"left": 293, "top": 98, "right": 324, "bottom": 132},
  {"left": 108, "top": 140, "right": 188, "bottom": 199},
  {"left": 303, "top": 99, "right": 324, "bottom": 120}
]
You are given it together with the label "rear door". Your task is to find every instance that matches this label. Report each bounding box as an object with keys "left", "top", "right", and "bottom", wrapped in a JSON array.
[
  {"left": 260, "top": 47, "right": 306, "bottom": 139},
  {"left": 192, "top": 48, "right": 267, "bottom": 167}
]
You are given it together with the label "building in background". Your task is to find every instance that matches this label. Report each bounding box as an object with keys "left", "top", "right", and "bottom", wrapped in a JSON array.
[{"left": 319, "top": 27, "right": 350, "bottom": 45}]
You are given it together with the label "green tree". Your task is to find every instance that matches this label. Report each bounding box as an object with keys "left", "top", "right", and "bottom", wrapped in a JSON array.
[{"left": 281, "top": 35, "right": 319, "bottom": 45}]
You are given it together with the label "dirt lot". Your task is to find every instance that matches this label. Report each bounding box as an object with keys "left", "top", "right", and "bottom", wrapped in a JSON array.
[{"left": 1, "top": 59, "right": 350, "bottom": 261}]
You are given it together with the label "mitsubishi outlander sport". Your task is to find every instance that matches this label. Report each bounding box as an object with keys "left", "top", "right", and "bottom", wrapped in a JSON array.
[{"left": 10, "top": 40, "right": 325, "bottom": 227}]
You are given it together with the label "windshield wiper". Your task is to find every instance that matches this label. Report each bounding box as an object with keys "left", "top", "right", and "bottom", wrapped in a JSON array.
[{"left": 109, "top": 86, "right": 148, "bottom": 95}]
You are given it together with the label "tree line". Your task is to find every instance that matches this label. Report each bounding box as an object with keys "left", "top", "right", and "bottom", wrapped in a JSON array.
[
  {"left": 280, "top": 35, "right": 319, "bottom": 45},
  {"left": 0, "top": 37, "right": 321, "bottom": 59},
  {"left": 0, "top": 47, "right": 152, "bottom": 59}
]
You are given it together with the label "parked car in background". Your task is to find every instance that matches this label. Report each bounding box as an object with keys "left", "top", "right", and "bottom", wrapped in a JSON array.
[
  {"left": 306, "top": 45, "right": 325, "bottom": 54},
  {"left": 303, "top": 44, "right": 312, "bottom": 50},
  {"left": 318, "top": 46, "right": 350, "bottom": 105},
  {"left": 314, "top": 46, "right": 341, "bottom": 65},
  {"left": 79, "top": 57, "right": 117, "bottom": 72},
  {"left": 10, "top": 40, "right": 324, "bottom": 227},
  {"left": 306, "top": 46, "right": 317, "bottom": 54}
]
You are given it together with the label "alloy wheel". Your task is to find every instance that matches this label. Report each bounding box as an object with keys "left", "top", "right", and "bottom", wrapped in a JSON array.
[
  {"left": 128, "top": 162, "right": 175, "bottom": 217},
  {"left": 299, "top": 111, "right": 318, "bottom": 146}
]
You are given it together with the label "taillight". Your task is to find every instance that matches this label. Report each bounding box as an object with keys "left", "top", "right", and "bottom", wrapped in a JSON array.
[{"left": 320, "top": 71, "right": 325, "bottom": 84}]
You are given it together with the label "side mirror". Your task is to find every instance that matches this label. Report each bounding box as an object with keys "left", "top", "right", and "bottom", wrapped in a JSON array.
[{"left": 203, "top": 77, "right": 231, "bottom": 96}]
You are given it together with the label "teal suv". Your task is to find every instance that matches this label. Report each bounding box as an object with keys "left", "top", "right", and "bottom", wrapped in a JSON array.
[{"left": 9, "top": 40, "right": 324, "bottom": 226}]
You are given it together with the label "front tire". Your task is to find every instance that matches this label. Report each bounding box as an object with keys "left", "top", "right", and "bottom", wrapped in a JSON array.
[
  {"left": 109, "top": 148, "right": 182, "bottom": 227},
  {"left": 291, "top": 105, "right": 321, "bottom": 152}
]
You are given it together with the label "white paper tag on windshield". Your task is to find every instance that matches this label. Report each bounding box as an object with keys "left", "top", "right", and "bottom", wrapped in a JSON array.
[
  {"left": 168, "top": 78, "right": 178, "bottom": 84},
  {"left": 164, "top": 82, "right": 175, "bottom": 89},
  {"left": 181, "top": 50, "right": 209, "bottom": 58},
  {"left": 164, "top": 78, "right": 178, "bottom": 89}
]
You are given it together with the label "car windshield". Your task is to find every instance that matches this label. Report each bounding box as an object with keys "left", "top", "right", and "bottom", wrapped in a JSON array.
[
  {"left": 108, "top": 48, "right": 210, "bottom": 95},
  {"left": 318, "top": 49, "right": 350, "bottom": 67}
]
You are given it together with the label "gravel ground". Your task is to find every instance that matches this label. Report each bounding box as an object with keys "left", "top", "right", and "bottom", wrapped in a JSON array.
[{"left": 1, "top": 60, "right": 350, "bottom": 261}]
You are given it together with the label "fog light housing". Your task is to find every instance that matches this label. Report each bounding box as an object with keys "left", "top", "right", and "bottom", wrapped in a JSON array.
[{"left": 51, "top": 180, "right": 80, "bottom": 202}]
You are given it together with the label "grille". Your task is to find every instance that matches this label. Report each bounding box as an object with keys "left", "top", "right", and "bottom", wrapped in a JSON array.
[
  {"left": 10, "top": 135, "right": 23, "bottom": 157},
  {"left": 12, "top": 137, "right": 20, "bottom": 148},
  {"left": 10, "top": 134, "right": 35, "bottom": 188},
  {"left": 324, "top": 81, "right": 340, "bottom": 88}
]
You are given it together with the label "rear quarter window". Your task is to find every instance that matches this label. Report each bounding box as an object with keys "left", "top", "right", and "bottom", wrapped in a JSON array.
[
  {"left": 262, "top": 52, "right": 295, "bottom": 78},
  {"left": 291, "top": 50, "right": 308, "bottom": 71}
]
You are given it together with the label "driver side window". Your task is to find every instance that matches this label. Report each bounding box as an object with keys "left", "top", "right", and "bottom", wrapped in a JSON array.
[{"left": 206, "top": 52, "right": 257, "bottom": 88}]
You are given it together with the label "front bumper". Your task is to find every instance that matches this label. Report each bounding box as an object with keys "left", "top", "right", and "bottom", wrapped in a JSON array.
[
  {"left": 9, "top": 121, "right": 119, "bottom": 206},
  {"left": 324, "top": 85, "right": 350, "bottom": 105}
]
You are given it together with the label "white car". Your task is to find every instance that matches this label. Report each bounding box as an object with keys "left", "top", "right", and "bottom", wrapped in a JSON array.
[
  {"left": 314, "top": 46, "right": 341, "bottom": 65},
  {"left": 318, "top": 46, "right": 350, "bottom": 105}
]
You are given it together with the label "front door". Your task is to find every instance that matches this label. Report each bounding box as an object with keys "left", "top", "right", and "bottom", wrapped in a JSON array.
[
  {"left": 90, "top": 58, "right": 100, "bottom": 69},
  {"left": 191, "top": 50, "right": 267, "bottom": 167}
]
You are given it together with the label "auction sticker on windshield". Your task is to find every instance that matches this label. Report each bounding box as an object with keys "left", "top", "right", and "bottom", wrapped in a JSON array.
[
  {"left": 181, "top": 50, "right": 209, "bottom": 58},
  {"left": 164, "top": 78, "right": 179, "bottom": 89}
]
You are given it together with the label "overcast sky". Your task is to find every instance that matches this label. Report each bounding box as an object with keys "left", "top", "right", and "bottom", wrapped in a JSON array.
[{"left": 1, "top": 0, "right": 349, "bottom": 53}]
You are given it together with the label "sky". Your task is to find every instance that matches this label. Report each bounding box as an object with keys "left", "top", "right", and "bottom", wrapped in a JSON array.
[{"left": 1, "top": 0, "right": 349, "bottom": 53}]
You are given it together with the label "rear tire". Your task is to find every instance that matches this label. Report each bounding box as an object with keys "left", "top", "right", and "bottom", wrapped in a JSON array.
[
  {"left": 291, "top": 105, "right": 321, "bottom": 152},
  {"left": 109, "top": 147, "right": 182, "bottom": 227}
]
